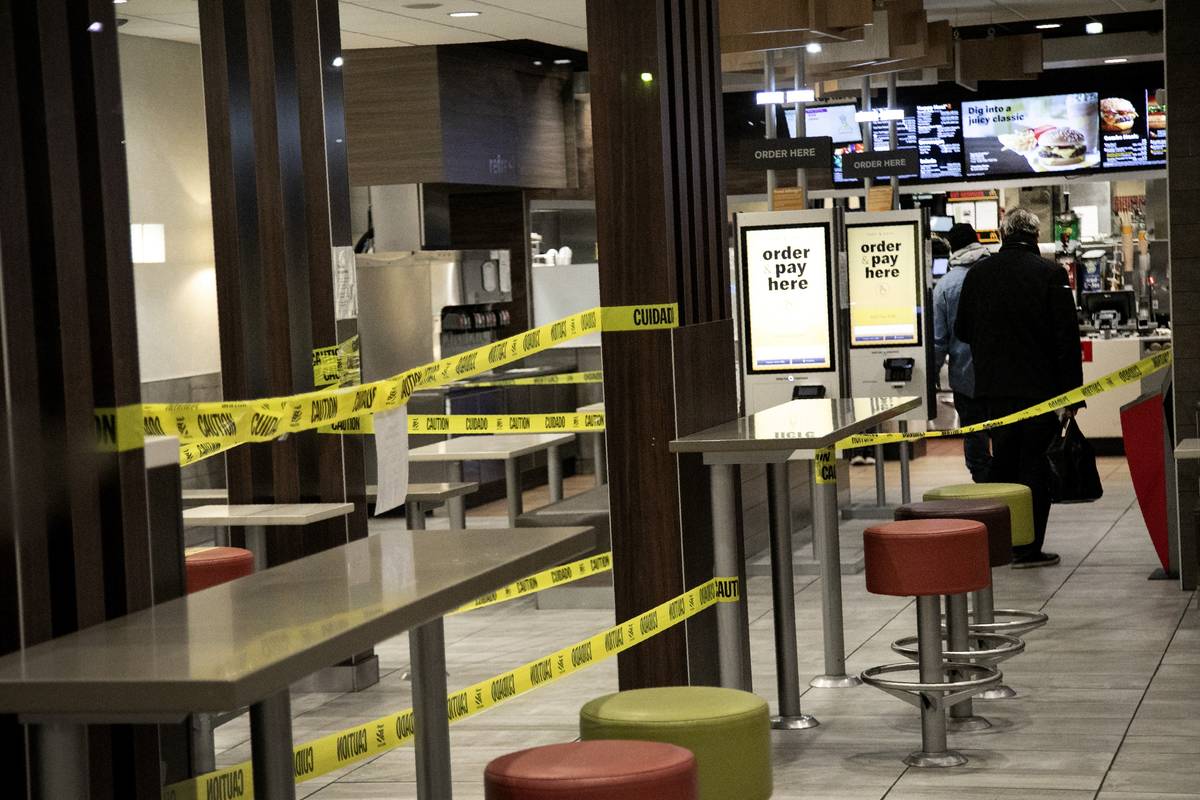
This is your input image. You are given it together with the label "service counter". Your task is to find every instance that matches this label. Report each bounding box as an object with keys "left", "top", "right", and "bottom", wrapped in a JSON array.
[{"left": 1077, "top": 334, "right": 1171, "bottom": 444}]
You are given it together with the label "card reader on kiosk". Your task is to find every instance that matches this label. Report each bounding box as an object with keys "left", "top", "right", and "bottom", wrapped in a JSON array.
[
  {"left": 735, "top": 208, "right": 843, "bottom": 414},
  {"left": 843, "top": 209, "right": 935, "bottom": 424}
]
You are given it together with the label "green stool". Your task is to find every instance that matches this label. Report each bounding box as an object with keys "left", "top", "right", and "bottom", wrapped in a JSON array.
[
  {"left": 580, "top": 686, "right": 772, "bottom": 800},
  {"left": 923, "top": 483, "right": 1035, "bottom": 549},
  {"left": 923, "top": 483, "right": 1048, "bottom": 697}
]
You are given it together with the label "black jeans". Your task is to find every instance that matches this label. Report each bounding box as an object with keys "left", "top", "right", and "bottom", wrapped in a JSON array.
[
  {"left": 953, "top": 391, "right": 992, "bottom": 483},
  {"left": 986, "top": 397, "right": 1060, "bottom": 558}
]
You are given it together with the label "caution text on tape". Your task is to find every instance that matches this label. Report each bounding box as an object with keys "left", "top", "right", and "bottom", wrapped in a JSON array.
[{"left": 161, "top": 573, "right": 737, "bottom": 800}]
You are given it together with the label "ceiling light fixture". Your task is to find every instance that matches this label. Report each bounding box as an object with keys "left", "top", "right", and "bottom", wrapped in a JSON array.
[
  {"left": 1104, "top": 57, "right": 1128, "bottom": 64},
  {"left": 533, "top": 60, "right": 543, "bottom": 66},
  {"left": 87, "top": 20, "right": 103, "bottom": 32},
  {"left": 448, "top": 10, "right": 480, "bottom": 17},
  {"left": 553, "top": 58, "right": 571, "bottom": 65},
  {"left": 332, "top": 55, "right": 344, "bottom": 67},
  {"left": 641, "top": 72, "right": 654, "bottom": 83},
  {"left": 1086, "top": 21, "right": 1103, "bottom": 34},
  {"left": 113, "top": 0, "right": 128, "bottom": 4},
  {"left": 806, "top": 42, "right": 822, "bottom": 54},
  {"left": 1035, "top": 23, "right": 1060, "bottom": 30}
]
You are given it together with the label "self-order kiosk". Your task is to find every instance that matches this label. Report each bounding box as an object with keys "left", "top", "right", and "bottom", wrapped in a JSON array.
[
  {"left": 736, "top": 209, "right": 842, "bottom": 414},
  {"left": 843, "top": 209, "right": 934, "bottom": 422}
]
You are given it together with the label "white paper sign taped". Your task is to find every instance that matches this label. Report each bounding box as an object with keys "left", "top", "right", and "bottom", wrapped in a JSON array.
[{"left": 372, "top": 407, "right": 409, "bottom": 516}]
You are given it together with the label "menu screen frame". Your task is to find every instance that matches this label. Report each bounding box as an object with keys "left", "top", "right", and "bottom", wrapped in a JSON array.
[
  {"left": 740, "top": 222, "right": 838, "bottom": 375},
  {"left": 845, "top": 220, "right": 924, "bottom": 350}
]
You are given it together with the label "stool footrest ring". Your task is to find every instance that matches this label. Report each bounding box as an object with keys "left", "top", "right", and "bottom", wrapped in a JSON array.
[
  {"left": 890, "top": 632, "right": 1026, "bottom": 664},
  {"left": 970, "top": 608, "right": 1048, "bottom": 637},
  {"left": 860, "top": 662, "right": 1001, "bottom": 711}
]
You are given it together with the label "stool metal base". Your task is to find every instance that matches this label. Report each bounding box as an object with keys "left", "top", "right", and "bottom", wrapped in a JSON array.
[
  {"left": 946, "top": 714, "right": 991, "bottom": 732},
  {"left": 810, "top": 674, "right": 863, "bottom": 689},
  {"left": 906, "top": 749, "right": 968, "bottom": 768},
  {"left": 771, "top": 714, "right": 820, "bottom": 730},
  {"left": 977, "top": 684, "right": 1018, "bottom": 700},
  {"left": 971, "top": 608, "right": 1049, "bottom": 638}
]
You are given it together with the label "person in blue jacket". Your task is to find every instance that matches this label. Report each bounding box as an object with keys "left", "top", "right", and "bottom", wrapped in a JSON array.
[{"left": 933, "top": 223, "right": 993, "bottom": 483}]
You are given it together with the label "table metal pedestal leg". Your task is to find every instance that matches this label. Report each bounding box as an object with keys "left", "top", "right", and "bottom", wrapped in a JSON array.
[
  {"left": 898, "top": 421, "right": 912, "bottom": 505},
  {"left": 766, "top": 461, "right": 818, "bottom": 729},
  {"left": 548, "top": 445, "right": 563, "bottom": 503},
  {"left": 448, "top": 462, "right": 467, "bottom": 529},
  {"left": 593, "top": 432, "right": 607, "bottom": 485},
  {"left": 504, "top": 458, "right": 522, "bottom": 527},
  {"left": 810, "top": 448, "right": 861, "bottom": 688},
  {"left": 411, "top": 618, "right": 453, "bottom": 799},
  {"left": 33, "top": 722, "right": 89, "bottom": 799},
  {"left": 711, "top": 463, "right": 748, "bottom": 690},
  {"left": 191, "top": 712, "right": 217, "bottom": 774},
  {"left": 251, "top": 689, "right": 297, "bottom": 800},
  {"left": 874, "top": 438, "right": 887, "bottom": 507},
  {"left": 246, "top": 525, "right": 266, "bottom": 570},
  {"left": 946, "top": 593, "right": 990, "bottom": 731}
]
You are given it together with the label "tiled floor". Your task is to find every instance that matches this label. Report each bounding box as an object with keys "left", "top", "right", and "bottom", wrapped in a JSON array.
[{"left": 213, "top": 444, "right": 1199, "bottom": 798}]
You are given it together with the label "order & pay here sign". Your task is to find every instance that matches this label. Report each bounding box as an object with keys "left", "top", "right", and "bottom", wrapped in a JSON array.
[
  {"left": 845, "top": 222, "right": 922, "bottom": 347},
  {"left": 741, "top": 223, "right": 835, "bottom": 372}
]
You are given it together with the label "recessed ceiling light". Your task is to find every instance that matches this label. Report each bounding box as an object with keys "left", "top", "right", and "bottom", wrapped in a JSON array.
[
  {"left": 1035, "top": 23, "right": 1060, "bottom": 30},
  {"left": 448, "top": 10, "right": 480, "bottom": 17},
  {"left": 1104, "top": 57, "right": 1128, "bottom": 64},
  {"left": 806, "top": 42, "right": 822, "bottom": 54},
  {"left": 533, "top": 60, "right": 543, "bottom": 66},
  {"left": 553, "top": 58, "right": 571, "bottom": 65},
  {"left": 112, "top": 0, "right": 128, "bottom": 4},
  {"left": 1086, "top": 21, "right": 1103, "bottom": 34},
  {"left": 87, "top": 20, "right": 103, "bottom": 32},
  {"left": 332, "top": 55, "right": 344, "bottom": 67}
]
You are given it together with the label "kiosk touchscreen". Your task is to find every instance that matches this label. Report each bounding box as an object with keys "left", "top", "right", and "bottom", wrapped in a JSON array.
[
  {"left": 736, "top": 209, "right": 841, "bottom": 413},
  {"left": 844, "top": 210, "right": 933, "bottom": 422}
]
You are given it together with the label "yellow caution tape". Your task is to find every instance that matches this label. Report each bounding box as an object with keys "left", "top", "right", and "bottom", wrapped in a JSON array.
[
  {"left": 312, "top": 335, "right": 360, "bottom": 387},
  {"left": 814, "top": 447, "right": 837, "bottom": 484},
  {"left": 160, "top": 573, "right": 738, "bottom": 800},
  {"left": 453, "top": 370, "right": 604, "bottom": 388},
  {"left": 839, "top": 348, "right": 1173, "bottom": 450},
  {"left": 320, "top": 412, "right": 606, "bottom": 436},
  {"left": 118, "top": 304, "right": 673, "bottom": 462},
  {"left": 451, "top": 551, "right": 612, "bottom": 614},
  {"left": 95, "top": 404, "right": 146, "bottom": 454}
]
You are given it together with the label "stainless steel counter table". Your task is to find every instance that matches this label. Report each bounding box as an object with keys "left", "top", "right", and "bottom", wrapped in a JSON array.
[
  {"left": 0, "top": 525, "right": 595, "bottom": 800},
  {"left": 409, "top": 433, "right": 576, "bottom": 526},
  {"left": 671, "top": 397, "right": 921, "bottom": 726},
  {"left": 183, "top": 502, "right": 354, "bottom": 569}
]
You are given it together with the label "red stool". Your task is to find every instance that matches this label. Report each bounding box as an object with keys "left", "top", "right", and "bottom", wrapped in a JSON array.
[
  {"left": 894, "top": 501, "right": 1026, "bottom": 721},
  {"left": 860, "top": 519, "right": 1002, "bottom": 768},
  {"left": 185, "top": 547, "right": 254, "bottom": 593},
  {"left": 485, "top": 740, "right": 697, "bottom": 800}
]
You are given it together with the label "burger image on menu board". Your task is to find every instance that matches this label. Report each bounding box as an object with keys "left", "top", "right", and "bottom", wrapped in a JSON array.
[
  {"left": 1038, "top": 127, "right": 1088, "bottom": 167},
  {"left": 1101, "top": 97, "right": 1139, "bottom": 132},
  {"left": 1148, "top": 100, "right": 1166, "bottom": 131}
]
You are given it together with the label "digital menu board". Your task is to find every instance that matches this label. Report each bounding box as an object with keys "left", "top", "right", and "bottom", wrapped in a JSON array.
[
  {"left": 741, "top": 223, "right": 836, "bottom": 373},
  {"left": 870, "top": 103, "right": 964, "bottom": 181},
  {"left": 799, "top": 103, "right": 864, "bottom": 185},
  {"left": 962, "top": 93, "right": 1100, "bottom": 176},
  {"left": 1099, "top": 89, "right": 1166, "bottom": 169},
  {"left": 846, "top": 222, "right": 922, "bottom": 347}
]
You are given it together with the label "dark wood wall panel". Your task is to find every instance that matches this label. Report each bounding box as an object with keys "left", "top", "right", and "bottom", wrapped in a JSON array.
[
  {"left": 588, "top": 0, "right": 738, "bottom": 689},
  {"left": 200, "top": 0, "right": 367, "bottom": 565},
  {"left": 0, "top": 0, "right": 159, "bottom": 794}
]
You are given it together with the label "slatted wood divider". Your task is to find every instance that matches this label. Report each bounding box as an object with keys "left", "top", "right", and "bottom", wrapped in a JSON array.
[
  {"left": 0, "top": 1, "right": 159, "bottom": 795},
  {"left": 588, "top": 0, "right": 740, "bottom": 689}
]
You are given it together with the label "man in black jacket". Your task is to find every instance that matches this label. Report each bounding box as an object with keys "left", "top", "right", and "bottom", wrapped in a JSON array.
[{"left": 955, "top": 208, "right": 1083, "bottom": 568}]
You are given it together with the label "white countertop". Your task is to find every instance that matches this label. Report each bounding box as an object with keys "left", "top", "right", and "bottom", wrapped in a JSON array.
[
  {"left": 1175, "top": 439, "right": 1200, "bottom": 460},
  {"left": 183, "top": 503, "right": 354, "bottom": 528},
  {"left": 409, "top": 433, "right": 576, "bottom": 461}
]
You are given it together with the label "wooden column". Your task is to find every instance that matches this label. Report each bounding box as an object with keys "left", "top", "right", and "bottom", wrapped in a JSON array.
[
  {"left": 1166, "top": 0, "right": 1200, "bottom": 589},
  {"left": 0, "top": 1, "right": 159, "bottom": 795},
  {"left": 587, "top": 0, "right": 739, "bottom": 689},
  {"left": 199, "top": 0, "right": 367, "bottom": 565}
]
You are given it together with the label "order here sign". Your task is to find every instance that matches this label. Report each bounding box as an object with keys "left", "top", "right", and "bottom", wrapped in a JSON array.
[
  {"left": 741, "top": 136, "right": 833, "bottom": 170},
  {"left": 741, "top": 222, "right": 836, "bottom": 373}
]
